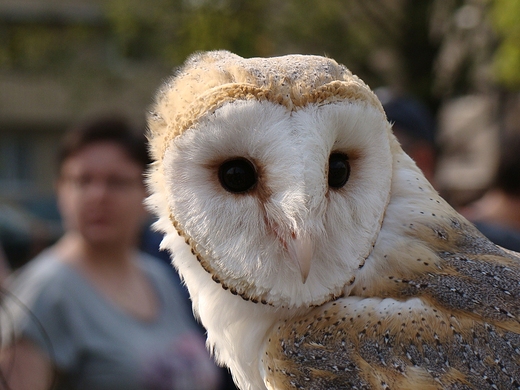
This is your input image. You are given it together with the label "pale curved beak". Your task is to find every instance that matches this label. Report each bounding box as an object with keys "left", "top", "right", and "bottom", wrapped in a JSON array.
[{"left": 286, "top": 234, "right": 314, "bottom": 284}]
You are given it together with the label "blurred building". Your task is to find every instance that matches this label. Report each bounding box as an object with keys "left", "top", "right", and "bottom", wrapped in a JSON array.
[{"left": 0, "top": 0, "right": 168, "bottom": 199}]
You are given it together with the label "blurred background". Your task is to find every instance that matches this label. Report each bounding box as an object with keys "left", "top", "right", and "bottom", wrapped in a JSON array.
[{"left": 1, "top": 0, "right": 520, "bottom": 268}]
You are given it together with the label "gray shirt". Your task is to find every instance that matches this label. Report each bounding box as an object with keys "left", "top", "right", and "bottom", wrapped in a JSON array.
[{"left": 1, "top": 250, "right": 218, "bottom": 390}]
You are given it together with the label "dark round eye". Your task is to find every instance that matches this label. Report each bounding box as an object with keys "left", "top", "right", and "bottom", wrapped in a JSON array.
[
  {"left": 218, "top": 158, "right": 257, "bottom": 193},
  {"left": 328, "top": 153, "right": 350, "bottom": 188}
]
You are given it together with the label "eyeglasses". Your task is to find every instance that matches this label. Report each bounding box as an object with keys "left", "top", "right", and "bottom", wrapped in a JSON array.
[{"left": 62, "top": 175, "right": 143, "bottom": 193}]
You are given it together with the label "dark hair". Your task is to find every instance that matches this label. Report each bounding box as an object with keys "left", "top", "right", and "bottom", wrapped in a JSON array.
[
  {"left": 57, "top": 114, "right": 150, "bottom": 172},
  {"left": 494, "top": 130, "right": 520, "bottom": 196},
  {"left": 383, "top": 96, "right": 436, "bottom": 145}
]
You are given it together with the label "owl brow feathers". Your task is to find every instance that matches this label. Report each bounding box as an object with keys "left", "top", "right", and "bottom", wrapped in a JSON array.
[{"left": 150, "top": 79, "right": 384, "bottom": 160}]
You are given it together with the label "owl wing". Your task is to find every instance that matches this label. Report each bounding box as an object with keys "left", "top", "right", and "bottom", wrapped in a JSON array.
[
  {"left": 264, "top": 296, "right": 520, "bottom": 390},
  {"left": 264, "top": 233, "right": 520, "bottom": 389}
]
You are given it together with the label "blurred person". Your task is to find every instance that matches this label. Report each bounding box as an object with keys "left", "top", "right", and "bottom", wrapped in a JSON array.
[
  {"left": 0, "top": 115, "right": 221, "bottom": 390},
  {"left": 460, "top": 129, "right": 520, "bottom": 252},
  {"left": 378, "top": 89, "right": 437, "bottom": 185}
]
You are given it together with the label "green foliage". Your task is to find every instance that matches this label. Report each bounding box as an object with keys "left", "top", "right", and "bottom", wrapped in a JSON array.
[
  {"left": 491, "top": 0, "right": 520, "bottom": 88},
  {"left": 269, "top": 0, "right": 438, "bottom": 103},
  {"left": 102, "top": 0, "right": 427, "bottom": 89},
  {"left": 103, "top": 0, "right": 271, "bottom": 65}
]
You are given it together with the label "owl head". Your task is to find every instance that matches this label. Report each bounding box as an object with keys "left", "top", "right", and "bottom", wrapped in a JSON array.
[{"left": 147, "top": 50, "right": 398, "bottom": 309}]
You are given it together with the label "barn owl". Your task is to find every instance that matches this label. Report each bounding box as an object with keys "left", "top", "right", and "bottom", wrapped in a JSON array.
[{"left": 146, "top": 50, "right": 520, "bottom": 390}]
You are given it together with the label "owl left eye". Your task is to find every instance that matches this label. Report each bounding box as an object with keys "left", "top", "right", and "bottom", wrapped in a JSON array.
[
  {"left": 218, "top": 158, "right": 257, "bottom": 193},
  {"left": 328, "top": 152, "right": 350, "bottom": 189}
]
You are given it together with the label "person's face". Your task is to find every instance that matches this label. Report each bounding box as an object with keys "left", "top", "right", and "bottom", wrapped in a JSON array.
[{"left": 57, "top": 141, "right": 147, "bottom": 247}]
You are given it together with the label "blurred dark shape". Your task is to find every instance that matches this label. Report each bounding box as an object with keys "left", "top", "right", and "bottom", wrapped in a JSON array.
[
  {"left": 378, "top": 88, "right": 437, "bottom": 184},
  {"left": 382, "top": 94, "right": 436, "bottom": 145},
  {"left": 493, "top": 129, "right": 520, "bottom": 197},
  {"left": 0, "top": 198, "right": 61, "bottom": 270},
  {"left": 473, "top": 222, "right": 520, "bottom": 252},
  {"left": 0, "top": 242, "right": 10, "bottom": 284}
]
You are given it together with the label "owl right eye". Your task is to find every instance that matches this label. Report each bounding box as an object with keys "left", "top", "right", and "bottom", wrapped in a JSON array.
[
  {"left": 218, "top": 158, "right": 257, "bottom": 193},
  {"left": 328, "top": 152, "right": 350, "bottom": 189}
]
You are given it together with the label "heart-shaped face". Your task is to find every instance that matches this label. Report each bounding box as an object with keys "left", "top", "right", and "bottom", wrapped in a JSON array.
[{"left": 147, "top": 51, "right": 392, "bottom": 308}]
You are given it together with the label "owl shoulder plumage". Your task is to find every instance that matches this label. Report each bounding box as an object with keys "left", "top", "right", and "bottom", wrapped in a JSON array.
[{"left": 265, "top": 290, "right": 520, "bottom": 389}]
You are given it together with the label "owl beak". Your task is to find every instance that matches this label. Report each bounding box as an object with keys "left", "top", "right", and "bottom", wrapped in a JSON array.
[{"left": 286, "top": 233, "right": 313, "bottom": 284}]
